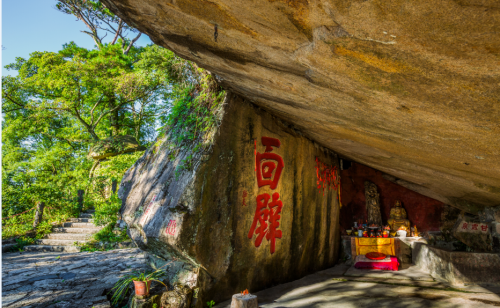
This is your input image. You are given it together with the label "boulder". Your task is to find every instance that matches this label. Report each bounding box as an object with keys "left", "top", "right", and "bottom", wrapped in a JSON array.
[
  {"left": 102, "top": 0, "right": 500, "bottom": 214},
  {"left": 89, "top": 135, "right": 146, "bottom": 160},
  {"left": 452, "top": 214, "right": 493, "bottom": 252},
  {"left": 118, "top": 93, "right": 341, "bottom": 307}
]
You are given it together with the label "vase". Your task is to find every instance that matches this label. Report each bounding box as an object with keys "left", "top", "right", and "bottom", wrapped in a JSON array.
[
  {"left": 133, "top": 280, "right": 152, "bottom": 297},
  {"left": 396, "top": 230, "right": 407, "bottom": 238}
]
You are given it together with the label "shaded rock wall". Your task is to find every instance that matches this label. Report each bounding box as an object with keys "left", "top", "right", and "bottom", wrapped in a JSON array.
[
  {"left": 103, "top": 0, "right": 500, "bottom": 214},
  {"left": 118, "top": 93, "right": 340, "bottom": 305},
  {"left": 339, "top": 162, "right": 446, "bottom": 232}
]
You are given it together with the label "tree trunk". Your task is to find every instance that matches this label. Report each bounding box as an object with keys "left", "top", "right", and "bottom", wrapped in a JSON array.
[
  {"left": 77, "top": 190, "right": 84, "bottom": 212},
  {"left": 111, "top": 180, "right": 118, "bottom": 194},
  {"left": 109, "top": 97, "right": 119, "bottom": 136},
  {"left": 33, "top": 202, "right": 45, "bottom": 229},
  {"left": 364, "top": 181, "right": 383, "bottom": 226}
]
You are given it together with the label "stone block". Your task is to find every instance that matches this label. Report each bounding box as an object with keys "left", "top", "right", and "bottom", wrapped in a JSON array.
[
  {"left": 340, "top": 236, "right": 352, "bottom": 263},
  {"left": 413, "top": 243, "right": 500, "bottom": 285},
  {"left": 230, "top": 294, "right": 258, "bottom": 308},
  {"left": 128, "top": 294, "right": 162, "bottom": 308}
]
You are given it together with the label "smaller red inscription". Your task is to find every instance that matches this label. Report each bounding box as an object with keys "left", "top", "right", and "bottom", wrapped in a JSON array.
[
  {"left": 242, "top": 190, "right": 248, "bottom": 206},
  {"left": 462, "top": 222, "right": 468, "bottom": 229},
  {"left": 165, "top": 220, "right": 177, "bottom": 235},
  {"left": 471, "top": 223, "right": 478, "bottom": 231},
  {"left": 315, "top": 158, "right": 340, "bottom": 195},
  {"left": 481, "top": 224, "right": 488, "bottom": 232}
]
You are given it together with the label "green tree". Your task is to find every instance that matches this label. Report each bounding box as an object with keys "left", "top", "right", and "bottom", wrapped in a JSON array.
[{"left": 2, "top": 0, "right": 224, "bottom": 242}]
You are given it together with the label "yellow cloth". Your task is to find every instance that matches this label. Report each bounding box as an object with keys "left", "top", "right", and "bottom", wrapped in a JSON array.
[{"left": 355, "top": 238, "right": 395, "bottom": 256}]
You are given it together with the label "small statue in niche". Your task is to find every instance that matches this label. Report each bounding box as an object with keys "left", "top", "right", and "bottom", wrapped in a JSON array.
[
  {"left": 387, "top": 200, "right": 411, "bottom": 236},
  {"left": 364, "top": 181, "right": 383, "bottom": 227}
]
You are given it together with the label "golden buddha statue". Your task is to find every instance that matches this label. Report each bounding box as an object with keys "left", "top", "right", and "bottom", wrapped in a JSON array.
[{"left": 387, "top": 200, "right": 411, "bottom": 236}]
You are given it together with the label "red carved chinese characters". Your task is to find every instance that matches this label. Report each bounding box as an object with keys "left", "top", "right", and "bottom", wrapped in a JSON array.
[
  {"left": 165, "top": 220, "right": 177, "bottom": 235},
  {"left": 315, "top": 158, "right": 340, "bottom": 195},
  {"left": 248, "top": 193, "right": 271, "bottom": 247},
  {"left": 459, "top": 222, "right": 489, "bottom": 234},
  {"left": 255, "top": 137, "right": 284, "bottom": 190},
  {"left": 266, "top": 192, "right": 283, "bottom": 254},
  {"left": 249, "top": 137, "right": 284, "bottom": 254},
  {"left": 247, "top": 193, "right": 283, "bottom": 254}
]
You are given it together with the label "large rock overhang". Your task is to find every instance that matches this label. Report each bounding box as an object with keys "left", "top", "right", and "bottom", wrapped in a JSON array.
[{"left": 103, "top": 0, "right": 500, "bottom": 213}]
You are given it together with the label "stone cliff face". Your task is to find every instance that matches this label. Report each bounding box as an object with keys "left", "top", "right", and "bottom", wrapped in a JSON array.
[
  {"left": 103, "top": 0, "right": 500, "bottom": 213},
  {"left": 118, "top": 93, "right": 341, "bottom": 305}
]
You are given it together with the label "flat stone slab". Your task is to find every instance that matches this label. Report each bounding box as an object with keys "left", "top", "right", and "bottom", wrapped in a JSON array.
[
  {"left": 2, "top": 248, "right": 147, "bottom": 308},
  {"left": 344, "top": 264, "right": 436, "bottom": 282}
]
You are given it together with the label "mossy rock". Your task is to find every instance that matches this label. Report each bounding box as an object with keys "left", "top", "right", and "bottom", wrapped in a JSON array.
[{"left": 89, "top": 135, "right": 146, "bottom": 160}]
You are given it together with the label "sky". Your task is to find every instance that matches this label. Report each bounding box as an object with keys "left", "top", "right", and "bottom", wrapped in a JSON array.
[{"left": 2, "top": 0, "right": 152, "bottom": 76}]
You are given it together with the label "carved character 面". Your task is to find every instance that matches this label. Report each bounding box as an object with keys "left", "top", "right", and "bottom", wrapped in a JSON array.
[{"left": 255, "top": 137, "right": 284, "bottom": 190}]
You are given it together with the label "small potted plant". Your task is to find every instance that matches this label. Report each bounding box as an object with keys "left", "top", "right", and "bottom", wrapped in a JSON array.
[{"left": 111, "top": 268, "right": 167, "bottom": 304}]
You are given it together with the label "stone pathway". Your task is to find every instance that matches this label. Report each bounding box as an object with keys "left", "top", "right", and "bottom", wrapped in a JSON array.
[
  {"left": 215, "top": 264, "right": 500, "bottom": 308},
  {"left": 24, "top": 209, "right": 102, "bottom": 253},
  {"left": 2, "top": 248, "right": 147, "bottom": 308}
]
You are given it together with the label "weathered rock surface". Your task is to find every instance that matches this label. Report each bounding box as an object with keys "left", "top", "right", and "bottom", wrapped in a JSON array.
[
  {"left": 102, "top": 0, "right": 500, "bottom": 214},
  {"left": 1, "top": 249, "right": 147, "bottom": 308},
  {"left": 118, "top": 94, "right": 341, "bottom": 306},
  {"left": 160, "top": 284, "right": 193, "bottom": 308}
]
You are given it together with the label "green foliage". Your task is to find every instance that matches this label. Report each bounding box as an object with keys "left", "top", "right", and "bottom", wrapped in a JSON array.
[
  {"left": 11, "top": 236, "right": 36, "bottom": 252},
  {"left": 166, "top": 72, "right": 226, "bottom": 147},
  {"left": 110, "top": 268, "right": 167, "bottom": 304},
  {"left": 207, "top": 300, "right": 216, "bottom": 308},
  {"left": 77, "top": 222, "right": 130, "bottom": 252},
  {"left": 2, "top": 0, "right": 225, "bottom": 242}
]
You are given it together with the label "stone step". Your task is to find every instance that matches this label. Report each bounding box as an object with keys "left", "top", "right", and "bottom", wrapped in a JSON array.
[
  {"left": 45, "top": 233, "right": 91, "bottom": 240},
  {"left": 79, "top": 213, "right": 93, "bottom": 218},
  {"left": 53, "top": 227, "right": 102, "bottom": 234},
  {"left": 24, "top": 245, "right": 81, "bottom": 253},
  {"left": 68, "top": 218, "right": 93, "bottom": 223},
  {"left": 36, "top": 239, "right": 88, "bottom": 246},
  {"left": 35, "top": 238, "right": 87, "bottom": 246},
  {"left": 63, "top": 222, "right": 96, "bottom": 228}
]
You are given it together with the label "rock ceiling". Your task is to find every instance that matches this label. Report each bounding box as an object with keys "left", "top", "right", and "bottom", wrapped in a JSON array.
[{"left": 102, "top": 0, "right": 500, "bottom": 213}]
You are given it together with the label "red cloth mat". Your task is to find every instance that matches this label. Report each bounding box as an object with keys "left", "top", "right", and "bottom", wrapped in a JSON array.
[{"left": 354, "top": 255, "right": 399, "bottom": 271}]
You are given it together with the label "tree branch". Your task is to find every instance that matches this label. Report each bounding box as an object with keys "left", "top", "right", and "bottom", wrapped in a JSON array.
[
  {"left": 111, "top": 19, "right": 123, "bottom": 45},
  {"left": 124, "top": 33, "right": 141, "bottom": 55},
  {"left": 73, "top": 107, "right": 100, "bottom": 141}
]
